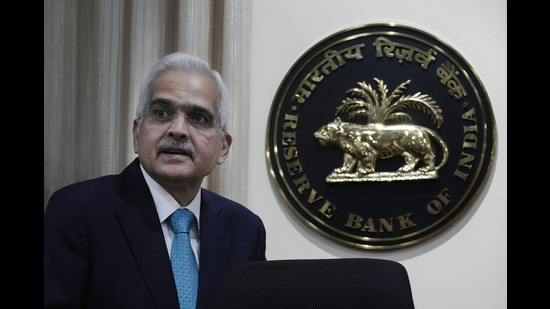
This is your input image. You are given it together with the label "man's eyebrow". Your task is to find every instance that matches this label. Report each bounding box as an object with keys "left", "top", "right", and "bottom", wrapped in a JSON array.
[
  {"left": 188, "top": 104, "right": 214, "bottom": 114},
  {"left": 148, "top": 99, "right": 216, "bottom": 118},
  {"left": 148, "top": 98, "right": 175, "bottom": 107}
]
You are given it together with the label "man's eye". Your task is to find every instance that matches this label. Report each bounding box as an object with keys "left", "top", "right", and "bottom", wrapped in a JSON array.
[
  {"left": 188, "top": 112, "right": 210, "bottom": 124},
  {"left": 153, "top": 108, "right": 172, "bottom": 119}
]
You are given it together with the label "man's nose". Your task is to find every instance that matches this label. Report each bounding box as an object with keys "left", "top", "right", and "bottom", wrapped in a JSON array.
[{"left": 168, "top": 113, "right": 191, "bottom": 138}]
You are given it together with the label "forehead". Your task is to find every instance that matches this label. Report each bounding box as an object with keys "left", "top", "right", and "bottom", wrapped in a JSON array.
[{"left": 149, "top": 70, "right": 219, "bottom": 109}]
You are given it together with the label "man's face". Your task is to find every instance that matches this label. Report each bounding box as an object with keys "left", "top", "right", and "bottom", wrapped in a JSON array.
[{"left": 132, "top": 70, "right": 231, "bottom": 188}]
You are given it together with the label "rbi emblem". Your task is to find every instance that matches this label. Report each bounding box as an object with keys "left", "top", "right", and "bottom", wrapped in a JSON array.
[{"left": 266, "top": 24, "right": 497, "bottom": 250}]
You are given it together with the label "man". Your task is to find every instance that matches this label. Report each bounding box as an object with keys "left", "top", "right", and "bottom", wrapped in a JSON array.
[{"left": 44, "top": 52, "right": 267, "bottom": 309}]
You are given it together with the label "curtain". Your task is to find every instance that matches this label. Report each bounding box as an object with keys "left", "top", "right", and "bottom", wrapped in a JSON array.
[{"left": 44, "top": 0, "right": 252, "bottom": 210}]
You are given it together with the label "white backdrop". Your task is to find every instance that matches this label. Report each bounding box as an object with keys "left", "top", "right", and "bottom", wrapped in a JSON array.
[{"left": 247, "top": 1, "right": 506, "bottom": 308}]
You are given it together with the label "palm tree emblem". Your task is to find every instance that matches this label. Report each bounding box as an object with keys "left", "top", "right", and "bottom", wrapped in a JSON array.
[{"left": 336, "top": 78, "right": 443, "bottom": 128}]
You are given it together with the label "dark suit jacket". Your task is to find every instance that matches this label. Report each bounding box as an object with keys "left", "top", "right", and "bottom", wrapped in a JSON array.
[{"left": 44, "top": 158, "right": 267, "bottom": 309}]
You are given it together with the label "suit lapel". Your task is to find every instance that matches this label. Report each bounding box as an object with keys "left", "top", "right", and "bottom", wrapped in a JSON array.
[
  {"left": 115, "top": 159, "right": 180, "bottom": 309},
  {"left": 197, "top": 189, "right": 232, "bottom": 307}
]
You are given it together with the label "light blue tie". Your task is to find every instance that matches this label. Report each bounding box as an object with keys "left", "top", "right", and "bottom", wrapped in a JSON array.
[{"left": 169, "top": 209, "right": 198, "bottom": 309}]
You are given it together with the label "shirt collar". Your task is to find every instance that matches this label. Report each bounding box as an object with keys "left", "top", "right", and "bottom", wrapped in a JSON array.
[{"left": 140, "top": 164, "right": 201, "bottom": 230}]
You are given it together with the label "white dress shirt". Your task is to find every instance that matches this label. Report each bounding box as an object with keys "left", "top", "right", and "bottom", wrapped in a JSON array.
[{"left": 140, "top": 165, "right": 201, "bottom": 267}]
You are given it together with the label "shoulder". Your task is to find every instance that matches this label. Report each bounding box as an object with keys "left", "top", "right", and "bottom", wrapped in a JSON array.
[
  {"left": 45, "top": 158, "right": 144, "bottom": 212},
  {"left": 44, "top": 175, "right": 121, "bottom": 226},
  {"left": 201, "top": 189, "right": 264, "bottom": 224},
  {"left": 47, "top": 175, "right": 118, "bottom": 206}
]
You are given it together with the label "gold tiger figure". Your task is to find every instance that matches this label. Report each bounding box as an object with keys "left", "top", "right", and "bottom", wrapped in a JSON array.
[{"left": 314, "top": 117, "right": 449, "bottom": 181}]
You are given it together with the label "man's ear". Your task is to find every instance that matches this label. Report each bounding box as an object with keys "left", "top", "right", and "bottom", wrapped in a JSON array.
[
  {"left": 132, "top": 119, "right": 140, "bottom": 154},
  {"left": 217, "top": 132, "right": 232, "bottom": 165}
]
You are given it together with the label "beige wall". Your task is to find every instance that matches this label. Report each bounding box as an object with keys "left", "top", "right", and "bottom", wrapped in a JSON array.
[{"left": 247, "top": 1, "right": 506, "bottom": 309}]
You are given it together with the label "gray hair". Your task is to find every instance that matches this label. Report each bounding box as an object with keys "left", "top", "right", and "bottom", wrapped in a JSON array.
[{"left": 136, "top": 52, "right": 230, "bottom": 132}]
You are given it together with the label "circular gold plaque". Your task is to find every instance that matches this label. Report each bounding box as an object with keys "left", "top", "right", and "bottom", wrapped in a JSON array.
[{"left": 266, "top": 23, "right": 496, "bottom": 250}]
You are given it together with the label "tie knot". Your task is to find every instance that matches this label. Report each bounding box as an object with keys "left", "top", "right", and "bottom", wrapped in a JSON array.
[{"left": 169, "top": 209, "right": 195, "bottom": 234}]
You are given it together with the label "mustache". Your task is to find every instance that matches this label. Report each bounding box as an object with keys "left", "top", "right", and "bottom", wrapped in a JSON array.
[{"left": 157, "top": 138, "right": 195, "bottom": 160}]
